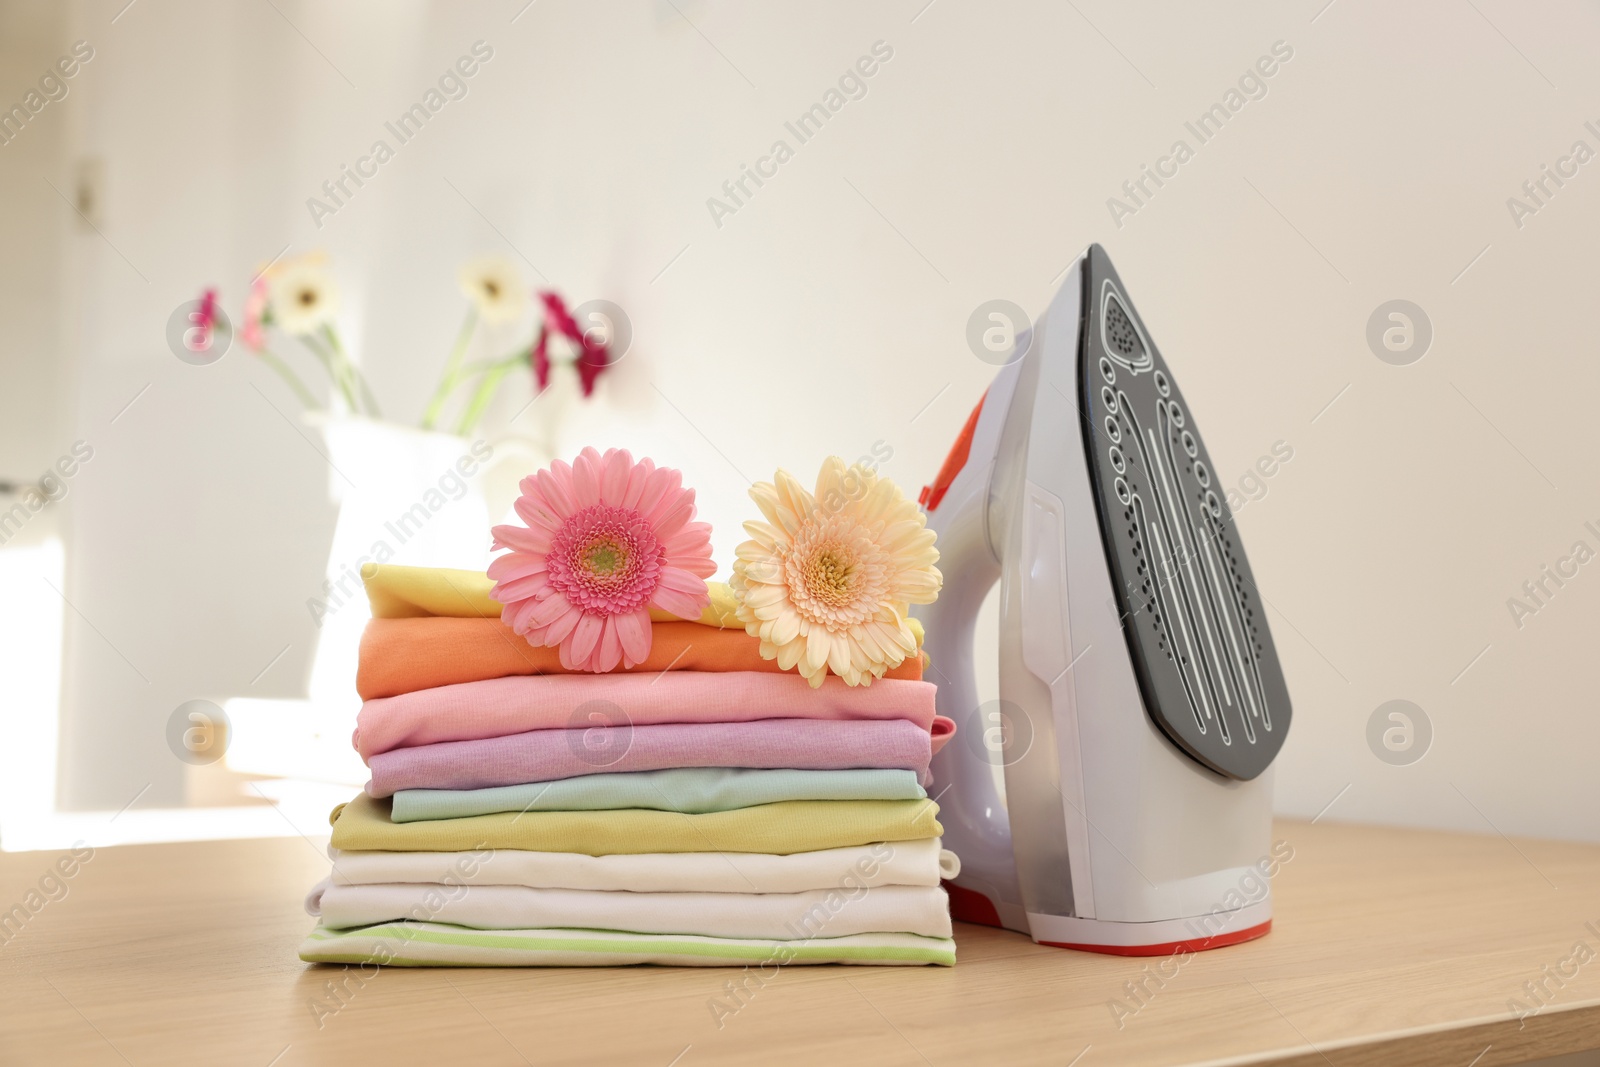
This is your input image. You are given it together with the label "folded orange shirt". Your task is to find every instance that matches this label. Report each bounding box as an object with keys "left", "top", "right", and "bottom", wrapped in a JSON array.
[{"left": 358, "top": 618, "right": 926, "bottom": 701}]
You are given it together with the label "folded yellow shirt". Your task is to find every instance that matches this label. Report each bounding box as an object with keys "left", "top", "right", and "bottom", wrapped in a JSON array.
[
  {"left": 359, "top": 563, "right": 925, "bottom": 646},
  {"left": 328, "top": 794, "right": 942, "bottom": 856},
  {"left": 360, "top": 562, "right": 741, "bottom": 628}
]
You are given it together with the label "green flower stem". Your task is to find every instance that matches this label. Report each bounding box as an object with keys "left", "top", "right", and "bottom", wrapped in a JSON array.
[
  {"left": 254, "top": 348, "right": 318, "bottom": 409},
  {"left": 456, "top": 356, "right": 511, "bottom": 376},
  {"left": 323, "top": 324, "right": 382, "bottom": 419},
  {"left": 300, "top": 331, "right": 358, "bottom": 413},
  {"left": 351, "top": 362, "right": 382, "bottom": 419},
  {"left": 421, "top": 306, "right": 479, "bottom": 430},
  {"left": 455, "top": 352, "right": 525, "bottom": 436}
]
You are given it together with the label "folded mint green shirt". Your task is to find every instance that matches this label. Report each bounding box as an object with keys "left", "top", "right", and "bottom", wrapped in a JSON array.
[{"left": 390, "top": 767, "right": 926, "bottom": 822}]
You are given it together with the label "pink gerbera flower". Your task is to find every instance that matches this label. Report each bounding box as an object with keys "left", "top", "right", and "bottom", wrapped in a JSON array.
[
  {"left": 240, "top": 276, "right": 269, "bottom": 351},
  {"left": 195, "top": 287, "right": 219, "bottom": 349},
  {"left": 488, "top": 447, "right": 716, "bottom": 672}
]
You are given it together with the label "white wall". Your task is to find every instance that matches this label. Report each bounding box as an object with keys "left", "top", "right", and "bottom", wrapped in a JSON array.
[
  {"left": 11, "top": 0, "right": 1598, "bottom": 842},
  {"left": 0, "top": 4, "right": 71, "bottom": 475},
  {"left": 0, "top": 0, "right": 75, "bottom": 832}
]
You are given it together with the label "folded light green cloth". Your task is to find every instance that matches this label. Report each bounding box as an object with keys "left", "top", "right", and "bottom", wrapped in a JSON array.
[
  {"left": 331, "top": 794, "right": 943, "bottom": 855},
  {"left": 390, "top": 767, "right": 927, "bottom": 822},
  {"left": 300, "top": 921, "right": 956, "bottom": 967}
]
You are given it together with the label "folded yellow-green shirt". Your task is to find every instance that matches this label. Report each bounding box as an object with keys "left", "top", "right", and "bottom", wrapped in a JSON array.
[
  {"left": 359, "top": 562, "right": 743, "bottom": 628},
  {"left": 328, "top": 794, "right": 942, "bottom": 856},
  {"left": 358, "top": 563, "right": 925, "bottom": 646}
]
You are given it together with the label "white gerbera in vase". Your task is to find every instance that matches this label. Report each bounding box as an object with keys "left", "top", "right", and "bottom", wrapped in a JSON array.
[
  {"left": 422, "top": 257, "right": 530, "bottom": 430},
  {"left": 246, "top": 252, "right": 377, "bottom": 416},
  {"left": 457, "top": 256, "right": 528, "bottom": 325},
  {"left": 267, "top": 254, "right": 342, "bottom": 335}
]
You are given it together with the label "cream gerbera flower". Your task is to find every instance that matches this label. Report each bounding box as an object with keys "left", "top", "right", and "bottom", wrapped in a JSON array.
[
  {"left": 267, "top": 254, "right": 341, "bottom": 335},
  {"left": 458, "top": 256, "right": 528, "bottom": 325},
  {"left": 731, "top": 457, "right": 941, "bottom": 687}
]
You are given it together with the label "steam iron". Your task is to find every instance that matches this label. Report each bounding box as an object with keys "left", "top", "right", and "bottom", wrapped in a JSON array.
[{"left": 915, "top": 245, "right": 1291, "bottom": 955}]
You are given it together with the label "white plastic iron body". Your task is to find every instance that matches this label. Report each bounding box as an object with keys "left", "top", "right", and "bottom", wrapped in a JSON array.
[{"left": 916, "top": 246, "right": 1284, "bottom": 954}]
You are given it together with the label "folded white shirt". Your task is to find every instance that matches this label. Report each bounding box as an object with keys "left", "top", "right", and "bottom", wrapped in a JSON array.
[
  {"left": 324, "top": 838, "right": 959, "bottom": 894},
  {"left": 307, "top": 880, "right": 952, "bottom": 940}
]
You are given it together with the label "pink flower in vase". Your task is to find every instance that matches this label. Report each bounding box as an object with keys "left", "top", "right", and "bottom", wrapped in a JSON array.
[
  {"left": 488, "top": 447, "right": 716, "bottom": 672},
  {"left": 190, "top": 287, "right": 219, "bottom": 350},
  {"left": 240, "top": 276, "right": 269, "bottom": 351}
]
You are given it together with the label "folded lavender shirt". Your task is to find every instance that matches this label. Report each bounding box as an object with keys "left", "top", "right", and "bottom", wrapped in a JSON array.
[
  {"left": 354, "top": 672, "right": 938, "bottom": 761},
  {"left": 366, "top": 718, "right": 947, "bottom": 798}
]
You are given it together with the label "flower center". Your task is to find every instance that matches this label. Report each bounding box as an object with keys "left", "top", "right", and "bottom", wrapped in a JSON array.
[
  {"left": 546, "top": 504, "right": 663, "bottom": 616},
  {"left": 783, "top": 519, "right": 890, "bottom": 630},
  {"left": 804, "top": 545, "right": 857, "bottom": 607},
  {"left": 584, "top": 540, "right": 622, "bottom": 574},
  {"left": 297, "top": 288, "right": 317, "bottom": 308},
  {"left": 484, "top": 280, "right": 500, "bottom": 299}
]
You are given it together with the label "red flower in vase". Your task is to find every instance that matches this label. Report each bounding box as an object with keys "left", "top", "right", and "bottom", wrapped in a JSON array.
[{"left": 531, "top": 291, "right": 612, "bottom": 397}]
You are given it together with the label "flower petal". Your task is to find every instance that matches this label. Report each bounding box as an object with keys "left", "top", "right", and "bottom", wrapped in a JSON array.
[
  {"left": 774, "top": 468, "right": 816, "bottom": 524},
  {"left": 543, "top": 604, "right": 584, "bottom": 644},
  {"left": 851, "top": 622, "right": 884, "bottom": 662},
  {"left": 774, "top": 635, "right": 805, "bottom": 671},
  {"left": 526, "top": 593, "right": 576, "bottom": 628},
  {"left": 619, "top": 456, "right": 656, "bottom": 510},
  {"left": 487, "top": 554, "right": 548, "bottom": 582},
  {"left": 615, "top": 608, "right": 652, "bottom": 666},
  {"left": 509, "top": 595, "right": 545, "bottom": 633},
  {"left": 768, "top": 608, "right": 801, "bottom": 646},
  {"left": 567, "top": 612, "right": 603, "bottom": 665},
  {"left": 649, "top": 489, "right": 696, "bottom": 542},
  {"left": 491, "top": 524, "right": 550, "bottom": 554},
  {"left": 537, "top": 462, "right": 577, "bottom": 516},
  {"left": 739, "top": 559, "right": 784, "bottom": 584},
  {"left": 490, "top": 574, "right": 552, "bottom": 604},
  {"left": 599, "top": 447, "right": 633, "bottom": 504},
  {"left": 651, "top": 567, "right": 711, "bottom": 619},
  {"left": 826, "top": 631, "right": 854, "bottom": 678},
  {"left": 747, "top": 482, "right": 800, "bottom": 536},
  {"left": 595, "top": 615, "right": 623, "bottom": 672},
  {"left": 804, "top": 624, "right": 832, "bottom": 674},
  {"left": 634, "top": 465, "right": 683, "bottom": 522},
  {"left": 570, "top": 447, "right": 604, "bottom": 508}
]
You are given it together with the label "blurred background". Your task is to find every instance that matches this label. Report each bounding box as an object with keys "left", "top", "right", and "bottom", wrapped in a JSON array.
[{"left": 0, "top": 0, "right": 1595, "bottom": 849}]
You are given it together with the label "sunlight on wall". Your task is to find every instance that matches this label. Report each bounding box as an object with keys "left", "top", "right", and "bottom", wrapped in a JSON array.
[{"left": 0, "top": 534, "right": 64, "bottom": 841}]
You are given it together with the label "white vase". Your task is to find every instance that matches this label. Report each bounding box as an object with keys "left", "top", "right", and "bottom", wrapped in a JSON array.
[
  {"left": 303, "top": 415, "right": 497, "bottom": 704},
  {"left": 226, "top": 414, "right": 556, "bottom": 788}
]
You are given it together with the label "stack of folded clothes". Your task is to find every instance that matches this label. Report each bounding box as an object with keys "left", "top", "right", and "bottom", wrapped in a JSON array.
[{"left": 300, "top": 561, "right": 960, "bottom": 968}]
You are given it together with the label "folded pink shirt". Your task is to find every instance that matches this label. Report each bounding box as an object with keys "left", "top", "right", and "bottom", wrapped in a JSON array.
[
  {"left": 354, "top": 672, "right": 938, "bottom": 762},
  {"left": 366, "top": 716, "right": 957, "bottom": 798}
]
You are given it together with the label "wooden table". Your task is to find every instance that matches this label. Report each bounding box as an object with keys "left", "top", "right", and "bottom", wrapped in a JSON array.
[{"left": 1, "top": 818, "right": 1597, "bottom": 1066}]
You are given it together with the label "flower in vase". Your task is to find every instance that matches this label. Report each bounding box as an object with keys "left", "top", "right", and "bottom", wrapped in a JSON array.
[
  {"left": 532, "top": 291, "right": 612, "bottom": 397},
  {"left": 539, "top": 290, "right": 580, "bottom": 338},
  {"left": 268, "top": 254, "right": 341, "bottom": 335},
  {"left": 193, "top": 288, "right": 219, "bottom": 350},
  {"left": 240, "top": 276, "right": 269, "bottom": 351},
  {"left": 488, "top": 447, "right": 716, "bottom": 672},
  {"left": 731, "top": 458, "right": 941, "bottom": 687},
  {"left": 575, "top": 329, "right": 611, "bottom": 397},
  {"left": 458, "top": 256, "right": 528, "bottom": 325}
]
